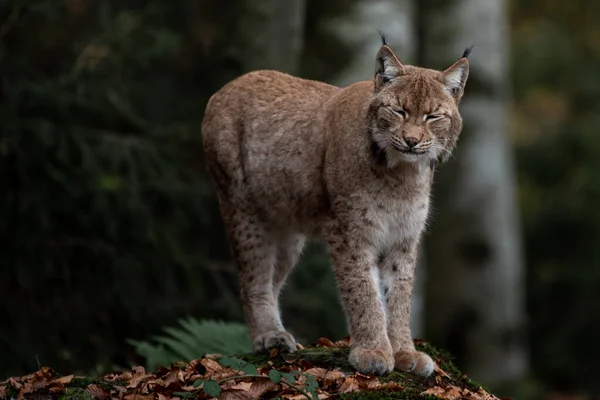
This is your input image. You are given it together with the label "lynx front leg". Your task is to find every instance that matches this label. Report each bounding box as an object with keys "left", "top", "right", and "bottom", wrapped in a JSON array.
[
  {"left": 382, "top": 243, "right": 434, "bottom": 377},
  {"left": 327, "top": 233, "right": 394, "bottom": 376}
]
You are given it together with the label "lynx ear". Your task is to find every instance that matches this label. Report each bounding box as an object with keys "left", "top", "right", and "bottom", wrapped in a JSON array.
[
  {"left": 374, "top": 45, "right": 405, "bottom": 92},
  {"left": 441, "top": 58, "right": 469, "bottom": 101}
]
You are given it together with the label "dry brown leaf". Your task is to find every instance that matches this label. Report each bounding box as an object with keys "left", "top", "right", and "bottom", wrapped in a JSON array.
[
  {"left": 336, "top": 336, "right": 351, "bottom": 347},
  {"left": 127, "top": 373, "right": 154, "bottom": 388},
  {"left": 199, "top": 358, "right": 238, "bottom": 381},
  {"left": 283, "top": 394, "right": 330, "bottom": 400},
  {"left": 8, "top": 377, "right": 22, "bottom": 390},
  {"left": 269, "top": 348, "right": 280, "bottom": 358},
  {"left": 463, "top": 387, "right": 502, "bottom": 400},
  {"left": 221, "top": 391, "right": 253, "bottom": 400},
  {"left": 354, "top": 373, "right": 381, "bottom": 390},
  {"left": 247, "top": 379, "right": 278, "bottom": 398},
  {"left": 315, "top": 337, "right": 350, "bottom": 348},
  {"left": 123, "top": 393, "right": 154, "bottom": 400},
  {"left": 158, "top": 368, "right": 183, "bottom": 386},
  {"left": 304, "top": 367, "right": 330, "bottom": 378},
  {"left": 221, "top": 380, "right": 278, "bottom": 400},
  {"left": 230, "top": 381, "right": 253, "bottom": 391},
  {"left": 48, "top": 383, "right": 66, "bottom": 394},
  {"left": 435, "top": 363, "right": 452, "bottom": 379},
  {"left": 51, "top": 374, "right": 73, "bottom": 385},
  {"left": 379, "top": 381, "right": 403, "bottom": 391},
  {"left": 104, "top": 371, "right": 133, "bottom": 382},
  {"left": 422, "top": 386, "right": 447, "bottom": 397},
  {"left": 85, "top": 383, "right": 111, "bottom": 400},
  {"left": 422, "top": 384, "right": 464, "bottom": 400},
  {"left": 201, "top": 358, "right": 223, "bottom": 373},
  {"left": 339, "top": 377, "right": 360, "bottom": 393},
  {"left": 316, "top": 338, "right": 335, "bottom": 347}
]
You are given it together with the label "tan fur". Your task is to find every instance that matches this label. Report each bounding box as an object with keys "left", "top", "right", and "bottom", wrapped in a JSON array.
[{"left": 201, "top": 43, "right": 469, "bottom": 377}]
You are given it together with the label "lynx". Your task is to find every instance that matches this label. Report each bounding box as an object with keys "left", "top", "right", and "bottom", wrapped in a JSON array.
[{"left": 201, "top": 35, "right": 470, "bottom": 377}]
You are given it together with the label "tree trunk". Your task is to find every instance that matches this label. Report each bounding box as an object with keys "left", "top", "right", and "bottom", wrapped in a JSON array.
[
  {"left": 239, "top": 0, "right": 306, "bottom": 75},
  {"left": 419, "top": 0, "right": 528, "bottom": 386}
]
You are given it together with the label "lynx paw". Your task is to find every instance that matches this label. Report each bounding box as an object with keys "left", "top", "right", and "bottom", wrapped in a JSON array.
[
  {"left": 253, "top": 330, "right": 296, "bottom": 353},
  {"left": 348, "top": 347, "right": 394, "bottom": 376},
  {"left": 394, "top": 349, "right": 434, "bottom": 377}
]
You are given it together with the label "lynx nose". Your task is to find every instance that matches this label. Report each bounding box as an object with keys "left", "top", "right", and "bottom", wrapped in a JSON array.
[{"left": 404, "top": 137, "right": 420, "bottom": 148}]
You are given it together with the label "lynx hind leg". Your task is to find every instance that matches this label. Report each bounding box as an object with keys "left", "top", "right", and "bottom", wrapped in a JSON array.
[
  {"left": 272, "top": 233, "right": 306, "bottom": 300},
  {"left": 217, "top": 198, "right": 297, "bottom": 353}
]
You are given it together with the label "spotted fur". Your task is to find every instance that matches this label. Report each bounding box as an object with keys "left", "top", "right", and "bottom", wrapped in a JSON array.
[{"left": 201, "top": 40, "right": 469, "bottom": 377}]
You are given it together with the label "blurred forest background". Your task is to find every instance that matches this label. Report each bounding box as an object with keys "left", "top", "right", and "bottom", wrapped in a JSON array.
[{"left": 2, "top": 0, "right": 600, "bottom": 399}]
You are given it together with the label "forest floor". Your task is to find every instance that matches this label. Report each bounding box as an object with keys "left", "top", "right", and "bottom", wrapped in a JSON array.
[{"left": 0, "top": 338, "right": 502, "bottom": 400}]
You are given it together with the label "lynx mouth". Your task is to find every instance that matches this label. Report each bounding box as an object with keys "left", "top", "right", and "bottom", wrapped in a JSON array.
[
  {"left": 400, "top": 149, "right": 426, "bottom": 155},
  {"left": 391, "top": 144, "right": 427, "bottom": 155}
]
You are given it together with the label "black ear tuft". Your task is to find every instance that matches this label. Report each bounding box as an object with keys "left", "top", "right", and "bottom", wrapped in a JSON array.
[
  {"left": 378, "top": 30, "right": 388, "bottom": 46},
  {"left": 462, "top": 44, "right": 476, "bottom": 58}
]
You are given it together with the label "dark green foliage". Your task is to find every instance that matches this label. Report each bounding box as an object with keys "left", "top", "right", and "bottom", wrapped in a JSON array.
[
  {"left": 0, "top": 0, "right": 359, "bottom": 378},
  {"left": 201, "top": 380, "right": 222, "bottom": 398},
  {"left": 130, "top": 319, "right": 253, "bottom": 370},
  {"left": 511, "top": 0, "right": 600, "bottom": 394},
  {"left": 0, "top": 0, "right": 246, "bottom": 376}
]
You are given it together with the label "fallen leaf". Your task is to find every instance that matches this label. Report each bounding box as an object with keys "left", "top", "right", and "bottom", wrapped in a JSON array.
[
  {"left": 422, "top": 386, "right": 446, "bottom": 397},
  {"left": 247, "top": 379, "right": 278, "bottom": 398},
  {"left": 304, "top": 367, "right": 329, "bottom": 378},
  {"left": 85, "top": 384, "right": 111, "bottom": 400},
  {"left": 229, "top": 381, "right": 253, "bottom": 391},
  {"left": 315, "top": 337, "right": 351, "bottom": 348},
  {"left": 435, "top": 363, "right": 452, "bottom": 379},
  {"left": 316, "top": 338, "right": 335, "bottom": 347},
  {"left": 199, "top": 358, "right": 238, "bottom": 381},
  {"left": 127, "top": 372, "right": 154, "bottom": 388},
  {"left": 48, "top": 382, "right": 66, "bottom": 394},
  {"left": 422, "top": 384, "right": 464, "bottom": 400},
  {"left": 380, "top": 381, "right": 403, "bottom": 391},
  {"left": 463, "top": 387, "right": 502, "bottom": 400},
  {"left": 123, "top": 393, "right": 154, "bottom": 400},
  {"left": 8, "top": 377, "right": 22, "bottom": 389},
  {"left": 339, "top": 377, "right": 360, "bottom": 393},
  {"left": 354, "top": 373, "right": 381, "bottom": 390}
]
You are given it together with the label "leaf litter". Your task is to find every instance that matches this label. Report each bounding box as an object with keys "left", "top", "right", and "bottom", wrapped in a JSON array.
[{"left": 0, "top": 338, "right": 501, "bottom": 399}]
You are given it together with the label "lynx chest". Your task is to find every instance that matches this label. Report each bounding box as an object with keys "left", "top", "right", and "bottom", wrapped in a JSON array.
[{"left": 362, "top": 183, "right": 431, "bottom": 254}]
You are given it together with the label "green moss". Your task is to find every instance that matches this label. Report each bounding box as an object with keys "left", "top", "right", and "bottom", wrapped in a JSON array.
[
  {"left": 236, "top": 347, "right": 352, "bottom": 371},
  {"left": 415, "top": 342, "right": 482, "bottom": 392},
  {"left": 59, "top": 387, "right": 94, "bottom": 400},
  {"left": 289, "top": 347, "right": 352, "bottom": 370},
  {"left": 233, "top": 343, "right": 481, "bottom": 399},
  {"left": 340, "top": 391, "right": 439, "bottom": 400}
]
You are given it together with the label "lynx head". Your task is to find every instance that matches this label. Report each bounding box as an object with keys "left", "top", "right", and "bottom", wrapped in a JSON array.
[{"left": 368, "top": 34, "right": 472, "bottom": 168}]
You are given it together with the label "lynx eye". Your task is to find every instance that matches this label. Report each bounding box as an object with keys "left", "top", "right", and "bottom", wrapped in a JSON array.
[
  {"left": 424, "top": 114, "right": 443, "bottom": 122},
  {"left": 391, "top": 108, "right": 407, "bottom": 118}
]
